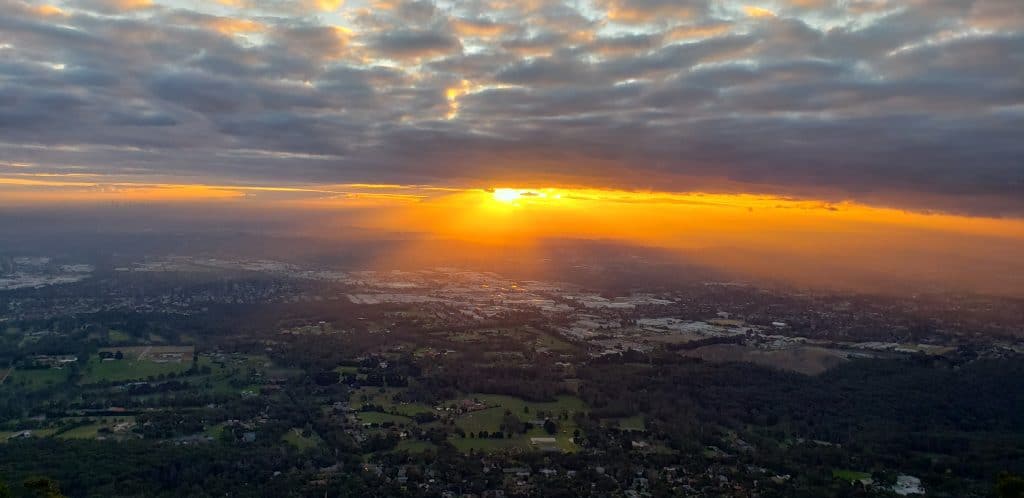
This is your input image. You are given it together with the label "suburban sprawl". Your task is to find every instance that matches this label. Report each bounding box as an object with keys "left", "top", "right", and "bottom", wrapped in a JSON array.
[{"left": 1, "top": 254, "right": 1022, "bottom": 497}]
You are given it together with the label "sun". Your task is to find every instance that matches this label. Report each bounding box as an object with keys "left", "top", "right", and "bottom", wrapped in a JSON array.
[
  {"left": 489, "top": 188, "right": 563, "bottom": 205},
  {"left": 491, "top": 188, "right": 522, "bottom": 203}
]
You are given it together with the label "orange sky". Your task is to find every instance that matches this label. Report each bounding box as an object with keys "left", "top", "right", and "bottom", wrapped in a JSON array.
[
  {"left": 4, "top": 176, "right": 1023, "bottom": 245},
  {"left": 3, "top": 178, "right": 1023, "bottom": 295}
]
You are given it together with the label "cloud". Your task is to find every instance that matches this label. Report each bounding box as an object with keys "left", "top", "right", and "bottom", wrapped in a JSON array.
[
  {"left": 968, "top": 0, "right": 1024, "bottom": 30},
  {"left": 0, "top": 0, "right": 1021, "bottom": 217},
  {"left": 74, "top": 0, "right": 155, "bottom": 13},
  {"left": 596, "top": 0, "right": 708, "bottom": 24},
  {"left": 742, "top": 5, "right": 777, "bottom": 18},
  {"left": 271, "top": 24, "right": 352, "bottom": 61},
  {"left": 368, "top": 29, "right": 462, "bottom": 60},
  {"left": 449, "top": 17, "right": 513, "bottom": 38},
  {"left": 495, "top": 56, "right": 594, "bottom": 86},
  {"left": 162, "top": 11, "right": 266, "bottom": 35},
  {"left": 214, "top": 0, "right": 344, "bottom": 13},
  {"left": 31, "top": 4, "right": 66, "bottom": 17}
]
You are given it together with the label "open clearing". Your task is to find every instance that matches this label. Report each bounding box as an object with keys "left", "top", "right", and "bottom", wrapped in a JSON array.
[
  {"left": 446, "top": 394, "right": 587, "bottom": 454},
  {"left": 82, "top": 345, "right": 196, "bottom": 383},
  {"left": 351, "top": 387, "right": 435, "bottom": 417},
  {"left": 282, "top": 428, "right": 321, "bottom": 450},
  {"left": 4, "top": 368, "right": 68, "bottom": 390},
  {"left": 82, "top": 357, "right": 191, "bottom": 384},
  {"left": 833, "top": 469, "right": 872, "bottom": 482},
  {"left": 98, "top": 345, "right": 195, "bottom": 361},
  {"left": 358, "top": 412, "right": 413, "bottom": 426},
  {"left": 603, "top": 415, "right": 646, "bottom": 432}
]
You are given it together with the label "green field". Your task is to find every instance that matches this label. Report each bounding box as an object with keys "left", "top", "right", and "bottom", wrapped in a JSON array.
[
  {"left": 453, "top": 407, "right": 507, "bottom": 434},
  {"left": 4, "top": 368, "right": 68, "bottom": 390},
  {"left": 533, "top": 331, "right": 576, "bottom": 352},
  {"left": 391, "top": 402, "right": 435, "bottom": 417},
  {"left": 352, "top": 387, "right": 435, "bottom": 417},
  {"left": 204, "top": 422, "right": 228, "bottom": 439},
  {"left": 282, "top": 428, "right": 321, "bottom": 450},
  {"left": 604, "top": 415, "right": 646, "bottom": 431},
  {"left": 357, "top": 412, "right": 413, "bottom": 426},
  {"left": 53, "top": 417, "right": 135, "bottom": 440},
  {"left": 450, "top": 436, "right": 525, "bottom": 452},
  {"left": 833, "top": 469, "right": 872, "bottom": 482},
  {"left": 56, "top": 424, "right": 104, "bottom": 440},
  {"left": 447, "top": 394, "right": 587, "bottom": 436},
  {"left": 87, "top": 352, "right": 281, "bottom": 396},
  {"left": 107, "top": 329, "right": 132, "bottom": 342},
  {"left": 456, "top": 394, "right": 586, "bottom": 416},
  {"left": 81, "top": 358, "right": 190, "bottom": 384},
  {"left": 187, "top": 354, "right": 287, "bottom": 396},
  {"left": 445, "top": 394, "right": 587, "bottom": 454},
  {"left": 392, "top": 439, "right": 437, "bottom": 454}
]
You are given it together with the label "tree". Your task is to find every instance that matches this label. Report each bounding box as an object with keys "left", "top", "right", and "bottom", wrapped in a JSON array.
[
  {"left": 997, "top": 473, "right": 1024, "bottom": 498},
  {"left": 543, "top": 419, "right": 558, "bottom": 435},
  {"left": 314, "top": 370, "right": 340, "bottom": 386},
  {"left": 502, "top": 412, "right": 524, "bottom": 434},
  {"left": 23, "top": 477, "right": 66, "bottom": 498}
]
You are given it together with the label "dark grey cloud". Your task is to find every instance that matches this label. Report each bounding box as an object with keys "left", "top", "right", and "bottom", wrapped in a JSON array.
[
  {"left": 495, "top": 56, "right": 595, "bottom": 86},
  {"left": 105, "top": 110, "right": 179, "bottom": 127},
  {"left": 368, "top": 29, "right": 462, "bottom": 60},
  {"left": 0, "top": 0, "right": 1022, "bottom": 215},
  {"left": 151, "top": 71, "right": 247, "bottom": 113}
]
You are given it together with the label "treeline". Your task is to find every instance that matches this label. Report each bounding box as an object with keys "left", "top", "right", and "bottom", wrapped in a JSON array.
[{"left": 577, "top": 355, "right": 1024, "bottom": 495}]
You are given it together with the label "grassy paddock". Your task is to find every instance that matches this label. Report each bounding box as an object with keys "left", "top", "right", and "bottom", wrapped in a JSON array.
[
  {"left": 81, "top": 358, "right": 190, "bottom": 384},
  {"left": 282, "top": 428, "right": 321, "bottom": 450},
  {"left": 832, "top": 469, "right": 872, "bottom": 482},
  {"left": 4, "top": 368, "right": 68, "bottom": 390}
]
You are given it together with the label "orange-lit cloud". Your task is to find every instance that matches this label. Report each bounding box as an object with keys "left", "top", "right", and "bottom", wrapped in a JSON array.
[
  {"left": 32, "top": 4, "right": 65, "bottom": 16},
  {"left": 445, "top": 79, "right": 474, "bottom": 119},
  {"left": 450, "top": 18, "right": 512, "bottom": 38},
  {"left": 786, "top": 0, "right": 829, "bottom": 8},
  {"left": 598, "top": 0, "right": 703, "bottom": 24},
  {"left": 742, "top": 5, "right": 777, "bottom": 18},
  {"left": 209, "top": 17, "right": 266, "bottom": 35},
  {"left": 214, "top": 0, "right": 342, "bottom": 12},
  {"left": 316, "top": 0, "right": 344, "bottom": 10},
  {"left": 90, "top": 0, "right": 153, "bottom": 12},
  {"left": 664, "top": 23, "right": 733, "bottom": 41}
]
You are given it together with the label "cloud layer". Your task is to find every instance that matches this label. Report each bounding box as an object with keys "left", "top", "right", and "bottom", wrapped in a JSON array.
[{"left": 1, "top": 0, "right": 1022, "bottom": 215}]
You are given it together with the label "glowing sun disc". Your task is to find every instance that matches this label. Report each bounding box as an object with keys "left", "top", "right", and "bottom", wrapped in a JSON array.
[{"left": 492, "top": 188, "right": 521, "bottom": 202}]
